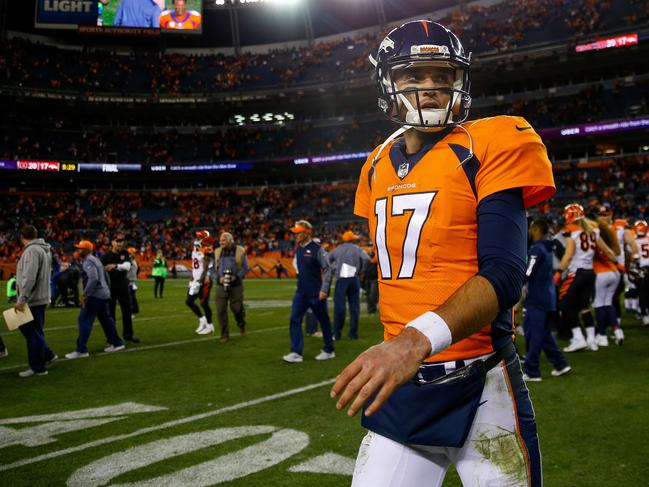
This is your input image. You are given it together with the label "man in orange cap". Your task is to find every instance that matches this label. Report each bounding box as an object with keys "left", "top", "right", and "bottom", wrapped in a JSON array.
[
  {"left": 283, "top": 220, "right": 335, "bottom": 363},
  {"left": 328, "top": 230, "right": 369, "bottom": 340},
  {"left": 65, "top": 240, "right": 125, "bottom": 359}
]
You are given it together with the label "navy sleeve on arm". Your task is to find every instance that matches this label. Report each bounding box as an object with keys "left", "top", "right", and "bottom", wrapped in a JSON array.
[{"left": 476, "top": 189, "right": 528, "bottom": 311}]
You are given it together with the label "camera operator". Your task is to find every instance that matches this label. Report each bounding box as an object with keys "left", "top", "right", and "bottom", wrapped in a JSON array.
[{"left": 214, "top": 232, "right": 249, "bottom": 343}]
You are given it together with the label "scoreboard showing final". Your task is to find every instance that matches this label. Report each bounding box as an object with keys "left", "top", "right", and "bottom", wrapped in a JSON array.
[{"left": 35, "top": 0, "right": 203, "bottom": 33}]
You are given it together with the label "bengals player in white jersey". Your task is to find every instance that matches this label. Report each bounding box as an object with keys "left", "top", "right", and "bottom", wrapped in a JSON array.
[
  {"left": 557, "top": 204, "right": 616, "bottom": 352},
  {"left": 187, "top": 231, "right": 215, "bottom": 335},
  {"left": 634, "top": 220, "right": 649, "bottom": 325}
]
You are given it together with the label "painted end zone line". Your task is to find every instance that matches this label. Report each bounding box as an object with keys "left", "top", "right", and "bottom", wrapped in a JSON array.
[{"left": 0, "top": 378, "right": 336, "bottom": 472}]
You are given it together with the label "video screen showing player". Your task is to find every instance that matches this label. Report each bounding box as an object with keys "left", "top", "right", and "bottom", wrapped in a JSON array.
[
  {"left": 160, "top": 0, "right": 202, "bottom": 31},
  {"left": 97, "top": 0, "right": 202, "bottom": 31}
]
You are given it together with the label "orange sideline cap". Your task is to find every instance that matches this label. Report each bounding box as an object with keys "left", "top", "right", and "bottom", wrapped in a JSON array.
[
  {"left": 290, "top": 220, "right": 313, "bottom": 234},
  {"left": 75, "top": 240, "right": 94, "bottom": 251},
  {"left": 342, "top": 230, "right": 359, "bottom": 242}
]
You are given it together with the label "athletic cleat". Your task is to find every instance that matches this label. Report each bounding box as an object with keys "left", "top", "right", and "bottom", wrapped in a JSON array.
[
  {"left": 65, "top": 351, "right": 90, "bottom": 359},
  {"left": 18, "top": 369, "right": 48, "bottom": 378},
  {"left": 195, "top": 316, "right": 207, "bottom": 333},
  {"left": 197, "top": 323, "right": 214, "bottom": 335},
  {"left": 595, "top": 335, "right": 609, "bottom": 347},
  {"left": 0, "top": 349, "right": 8, "bottom": 358},
  {"left": 613, "top": 328, "right": 624, "bottom": 345},
  {"left": 282, "top": 352, "right": 304, "bottom": 363},
  {"left": 104, "top": 344, "right": 126, "bottom": 353},
  {"left": 643, "top": 315, "right": 649, "bottom": 326},
  {"left": 586, "top": 337, "right": 599, "bottom": 351},
  {"left": 315, "top": 350, "right": 336, "bottom": 361},
  {"left": 523, "top": 374, "right": 542, "bottom": 382},
  {"left": 563, "top": 338, "right": 587, "bottom": 353},
  {"left": 551, "top": 366, "right": 572, "bottom": 377}
]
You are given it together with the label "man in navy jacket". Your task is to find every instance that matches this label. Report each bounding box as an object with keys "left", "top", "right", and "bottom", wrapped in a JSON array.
[
  {"left": 283, "top": 220, "right": 335, "bottom": 363},
  {"left": 523, "top": 220, "right": 571, "bottom": 381}
]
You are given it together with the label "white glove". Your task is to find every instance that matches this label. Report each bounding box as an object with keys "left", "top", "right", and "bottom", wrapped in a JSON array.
[{"left": 188, "top": 281, "right": 201, "bottom": 295}]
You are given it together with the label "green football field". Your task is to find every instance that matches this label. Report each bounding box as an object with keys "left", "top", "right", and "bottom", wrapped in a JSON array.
[{"left": 1, "top": 278, "right": 648, "bottom": 486}]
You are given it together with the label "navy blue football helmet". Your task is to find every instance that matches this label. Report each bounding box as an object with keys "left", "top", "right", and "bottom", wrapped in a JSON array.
[{"left": 371, "top": 21, "right": 472, "bottom": 130}]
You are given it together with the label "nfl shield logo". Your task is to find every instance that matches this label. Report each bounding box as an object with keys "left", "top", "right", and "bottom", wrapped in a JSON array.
[{"left": 397, "top": 162, "right": 409, "bottom": 179}]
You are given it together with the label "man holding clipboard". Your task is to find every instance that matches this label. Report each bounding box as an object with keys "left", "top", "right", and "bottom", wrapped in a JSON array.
[{"left": 11, "top": 225, "right": 57, "bottom": 377}]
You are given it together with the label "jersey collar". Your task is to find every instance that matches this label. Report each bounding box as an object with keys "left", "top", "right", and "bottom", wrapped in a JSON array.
[{"left": 388, "top": 127, "right": 453, "bottom": 179}]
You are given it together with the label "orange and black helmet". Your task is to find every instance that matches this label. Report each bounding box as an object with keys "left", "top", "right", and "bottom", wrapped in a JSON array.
[
  {"left": 634, "top": 220, "right": 648, "bottom": 237},
  {"left": 563, "top": 203, "right": 585, "bottom": 225}
]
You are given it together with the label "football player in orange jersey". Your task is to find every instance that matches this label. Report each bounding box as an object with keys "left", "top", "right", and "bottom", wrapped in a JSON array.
[
  {"left": 331, "top": 21, "right": 555, "bottom": 486},
  {"left": 592, "top": 206, "right": 622, "bottom": 346},
  {"left": 159, "top": 0, "right": 202, "bottom": 30}
]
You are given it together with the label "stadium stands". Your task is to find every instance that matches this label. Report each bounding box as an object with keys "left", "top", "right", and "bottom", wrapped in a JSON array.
[
  {"left": 1, "top": 152, "right": 647, "bottom": 265},
  {"left": 1, "top": 1, "right": 647, "bottom": 94}
]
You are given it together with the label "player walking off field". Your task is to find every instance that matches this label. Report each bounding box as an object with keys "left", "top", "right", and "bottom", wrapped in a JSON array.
[{"left": 332, "top": 21, "right": 556, "bottom": 486}]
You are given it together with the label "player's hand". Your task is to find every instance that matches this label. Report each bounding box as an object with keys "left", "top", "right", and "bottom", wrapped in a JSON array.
[
  {"left": 105, "top": 264, "right": 116, "bottom": 271},
  {"left": 331, "top": 328, "right": 430, "bottom": 417},
  {"left": 14, "top": 302, "right": 26, "bottom": 313},
  {"left": 319, "top": 291, "right": 327, "bottom": 301},
  {"left": 219, "top": 277, "right": 225, "bottom": 284}
]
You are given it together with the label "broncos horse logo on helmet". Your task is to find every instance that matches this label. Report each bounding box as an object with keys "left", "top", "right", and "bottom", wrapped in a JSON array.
[{"left": 371, "top": 20, "right": 472, "bottom": 130}]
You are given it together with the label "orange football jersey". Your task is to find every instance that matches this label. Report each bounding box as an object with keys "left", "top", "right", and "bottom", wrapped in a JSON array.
[
  {"left": 593, "top": 224, "right": 618, "bottom": 273},
  {"left": 354, "top": 116, "right": 555, "bottom": 362},
  {"left": 159, "top": 10, "right": 202, "bottom": 30}
]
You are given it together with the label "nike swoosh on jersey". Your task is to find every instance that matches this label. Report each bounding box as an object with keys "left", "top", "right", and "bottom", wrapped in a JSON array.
[{"left": 516, "top": 125, "right": 532, "bottom": 131}]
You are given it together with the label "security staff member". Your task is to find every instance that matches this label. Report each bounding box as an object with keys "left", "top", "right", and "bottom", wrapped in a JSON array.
[
  {"left": 283, "top": 220, "right": 335, "bottom": 363},
  {"left": 523, "top": 220, "right": 571, "bottom": 381},
  {"left": 329, "top": 231, "right": 369, "bottom": 340},
  {"left": 101, "top": 234, "right": 139, "bottom": 343}
]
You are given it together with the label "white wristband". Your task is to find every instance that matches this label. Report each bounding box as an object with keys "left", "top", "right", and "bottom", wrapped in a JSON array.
[{"left": 405, "top": 311, "right": 453, "bottom": 357}]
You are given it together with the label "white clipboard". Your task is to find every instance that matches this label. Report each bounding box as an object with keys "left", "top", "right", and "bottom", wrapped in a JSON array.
[{"left": 3, "top": 304, "right": 34, "bottom": 331}]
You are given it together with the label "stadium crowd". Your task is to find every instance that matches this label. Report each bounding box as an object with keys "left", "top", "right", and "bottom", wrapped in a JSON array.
[
  {"left": 0, "top": 183, "right": 360, "bottom": 264},
  {"left": 0, "top": 154, "right": 648, "bottom": 265},
  {"left": 1, "top": 0, "right": 646, "bottom": 94},
  {"left": 2, "top": 83, "right": 647, "bottom": 164}
]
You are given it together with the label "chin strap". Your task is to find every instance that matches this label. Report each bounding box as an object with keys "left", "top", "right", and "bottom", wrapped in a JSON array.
[
  {"left": 454, "top": 123, "right": 474, "bottom": 168},
  {"left": 371, "top": 125, "right": 409, "bottom": 184}
]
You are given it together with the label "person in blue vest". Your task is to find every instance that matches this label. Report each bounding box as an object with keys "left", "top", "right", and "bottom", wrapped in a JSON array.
[
  {"left": 329, "top": 230, "right": 370, "bottom": 340},
  {"left": 523, "top": 219, "right": 571, "bottom": 381},
  {"left": 283, "top": 220, "right": 336, "bottom": 363}
]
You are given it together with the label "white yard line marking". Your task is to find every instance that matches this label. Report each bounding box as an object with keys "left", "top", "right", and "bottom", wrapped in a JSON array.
[
  {"left": 0, "top": 378, "right": 335, "bottom": 472},
  {"left": 0, "top": 314, "right": 190, "bottom": 336},
  {"left": 0, "top": 326, "right": 286, "bottom": 372}
]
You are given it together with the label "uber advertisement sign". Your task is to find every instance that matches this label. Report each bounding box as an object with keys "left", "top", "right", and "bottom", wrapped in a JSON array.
[{"left": 35, "top": 0, "right": 98, "bottom": 29}]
